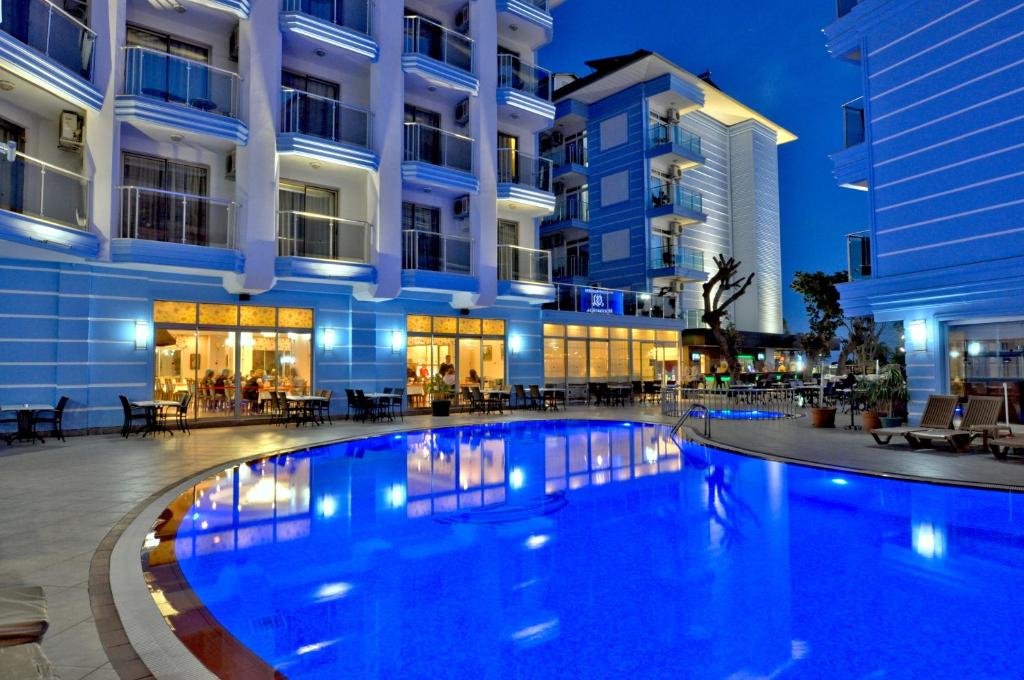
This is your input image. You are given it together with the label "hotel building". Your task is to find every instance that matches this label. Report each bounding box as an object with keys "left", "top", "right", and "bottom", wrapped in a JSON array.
[
  {"left": 0, "top": 0, "right": 792, "bottom": 430},
  {"left": 825, "top": 0, "right": 1024, "bottom": 423}
]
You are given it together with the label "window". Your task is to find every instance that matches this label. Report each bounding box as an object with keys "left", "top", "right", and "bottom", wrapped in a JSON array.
[
  {"left": 121, "top": 153, "right": 211, "bottom": 244},
  {"left": 279, "top": 181, "right": 339, "bottom": 259},
  {"left": 405, "top": 315, "right": 507, "bottom": 406},
  {"left": 126, "top": 26, "right": 210, "bottom": 107}
]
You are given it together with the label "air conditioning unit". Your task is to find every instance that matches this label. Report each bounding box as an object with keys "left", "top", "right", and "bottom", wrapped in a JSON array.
[
  {"left": 454, "top": 98, "right": 470, "bottom": 127},
  {"left": 229, "top": 24, "right": 239, "bottom": 61},
  {"left": 666, "top": 108, "right": 681, "bottom": 123},
  {"left": 669, "top": 220, "right": 685, "bottom": 236},
  {"left": 671, "top": 164, "right": 686, "bottom": 180},
  {"left": 225, "top": 149, "right": 237, "bottom": 180},
  {"left": 453, "top": 195, "right": 470, "bottom": 220},
  {"left": 57, "top": 111, "right": 83, "bottom": 152},
  {"left": 455, "top": 4, "right": 470, "bottom": 34},
  {"left": 671, "top": 280, "right": 686, "bottom": 293}
]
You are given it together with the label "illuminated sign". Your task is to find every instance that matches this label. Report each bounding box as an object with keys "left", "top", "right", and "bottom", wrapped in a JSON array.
[{"left": 580, "top": 288, "right": 623, "bottom": 315}]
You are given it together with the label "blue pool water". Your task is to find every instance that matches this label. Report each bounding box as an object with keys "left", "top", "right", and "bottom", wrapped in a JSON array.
[
  {"left": 161, "top": 420, "right": 1024, "bottom": 679},
  {"left": 688, "top": 408, "right": 788, "bottom": 420}
]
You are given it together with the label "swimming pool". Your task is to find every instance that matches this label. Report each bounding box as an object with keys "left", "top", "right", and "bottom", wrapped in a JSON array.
[
  {"left": 146, "top": 420, "right": 1024, "bottom": 679},
  {"left": 688, "top": 408, "right": 788, "bottom": 420}
]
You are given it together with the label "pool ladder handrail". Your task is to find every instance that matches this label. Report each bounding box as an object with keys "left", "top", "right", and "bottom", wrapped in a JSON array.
[{"left": 672, "top": 403, "right": 711, "bottom": 439}]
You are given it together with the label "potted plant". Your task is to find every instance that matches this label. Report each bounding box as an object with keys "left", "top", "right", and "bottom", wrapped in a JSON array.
[
  {"left": 427, "top": 375, "right": 453, "bottom": 417},
  {"left": 866, "top": 364, "right": 907, "bottom": 429}
]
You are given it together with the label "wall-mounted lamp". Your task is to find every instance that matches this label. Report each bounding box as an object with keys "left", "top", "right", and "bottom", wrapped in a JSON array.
[
  {"left": 134, "top": 320, "right": 150, "bottom": 350},
  {"left": 908, "top": 319, "right": 927, "bottom": 352},
  {"left": 509, "top": 334, "right": 522, "bottom": 356},
  {"left": 390, "top": 330, "right": 404, "bottom": 354},
  {"left": 323, "top": 327, "right": 337, "bottom": 352}
]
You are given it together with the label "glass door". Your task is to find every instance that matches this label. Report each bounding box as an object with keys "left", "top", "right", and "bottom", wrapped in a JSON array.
[
  {"left": 279, "top": 180, "right": 338, "bottom": 259},
  {"left": 458, "top": 338, "right": 482, "bottom": 392},
  {"left": 194, "top": 330, "right": 237, "bottom": 418}
]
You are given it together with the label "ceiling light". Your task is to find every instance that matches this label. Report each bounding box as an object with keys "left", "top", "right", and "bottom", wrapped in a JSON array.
[
  {"left": 509, "top": 24, "right": 519, "bottom": 31},
  {"left": 169, "top": 133, "right": 184, "bottom": 142},
  {"left": 315, "top": 48, "right": 326, "bottom": 57},
  {"left": 310, "top": 161, "right": 321, "bottom": 169},
  {"left": 0, "top": 81, "right": 13, "bottom": 91}
]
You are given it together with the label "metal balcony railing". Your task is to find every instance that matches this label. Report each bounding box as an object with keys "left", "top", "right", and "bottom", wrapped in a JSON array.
[
  {"left": 542, "top": 196, "right": 588, "bottom": 225},
  {"left": 402, "top": 229, "right": 472, "bottom": 275},
  {"left": 648, "top": 122, "right": 702, "bottom": 157},
  {"left": 496, "top": 54, "right": 551, "bottom": 100},
  {"left": 847, "top": 230, "right": 871, "bottom": 280},
  {"left": 403, "top": 15, "right": 474, "bottom": 74},
  {"left": 542, "top": 138, "right": 587, "bottom": 167},
  {"left": 0, "top": 148, "right": 89, "bottom": 229},
  {"left": 542, "top": 282, "right": 693, "bottom": 320},
  {"left": 282, "top": 0, "right": 373, "bottom": 36},
  {"left": 650, "top": 181, "right": 703, "bottom": 214},
  {"left": 119, "top": 186, "right": 236, "bottom": 249},
  {"left": 0, "top": 0, "right": 96, "bottom": 79},
  {"left": 122, "top": 45, "right": 240, "bottom": 118},
  {"left": 404, "top": 122, "right": 474, "bottom": 173},
  {"left": 497, "top": 148, "right": 552, "bottom": 192},
  {"left": 280, "top": 88, "right": 371, "bottom": 148},
  {"left": 497, "top": 244, "right": 551, "bottom": 284},
  {"left": 277, "top": 211, "right": 371, "bottom": 263},
  {"left": 552, "top": 253, "right": 588, "bottom": 279},
  {"left": 843, "top": 97, "right": 865, "bottom": 148},
  {"left": 650, "top": 244, "right": 704, "bottom": 272}
]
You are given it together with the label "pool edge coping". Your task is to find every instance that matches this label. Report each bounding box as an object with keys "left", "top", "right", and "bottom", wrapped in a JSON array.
[{"left": 98, "top": 414, "right": 1024, "bottom": 679}]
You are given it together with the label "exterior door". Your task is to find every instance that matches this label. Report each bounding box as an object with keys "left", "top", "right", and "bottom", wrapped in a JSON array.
[
  {"left": 497, "top": 219, "right": 518, "bottom": 280},
  {"left": 121, "top": 153, "right": 209, "bottom": 243},
  {"left": 405, "top": 105, "right": 441, "bottom": 164},
  {"left": 402, "top": 202, "right": 441, "bottom": 270},
  {"left": 279, "top": 180, "right": 338, "bottom": 258},
  {"left": 282, "top": 71, "right": 340, "bottom": 140},
  {"left": 498, "top": 131, "right": 518, "bottom": 183},
  {"left": 126, "top": 26, "right": 210, "bottom": 106}
]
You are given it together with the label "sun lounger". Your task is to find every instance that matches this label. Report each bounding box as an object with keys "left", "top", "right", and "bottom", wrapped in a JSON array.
[
  {"left": 0, "top": 643, "right": 59, "bottom": 680},
  {"left": 0, "top": 587, "right": 48, "bottom": 647},
  {"left": 869, "top": 395, "right": 958, "bottom": 445},
  {"left": 906, "top": 396, "right": 1009, "bottom": 453},
  {"left": 989, "top": 434, "right": 1024, "bottom": 460}
]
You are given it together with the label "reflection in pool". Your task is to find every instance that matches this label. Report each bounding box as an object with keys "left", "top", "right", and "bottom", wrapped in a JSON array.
[{"left": 146, "top": 420, "right": 1024, "bottom": 679}]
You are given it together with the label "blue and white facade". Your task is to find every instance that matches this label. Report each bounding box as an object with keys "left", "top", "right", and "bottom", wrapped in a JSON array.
[{"left": 825, "top": 0, "right": 1024, "bottom": 424}]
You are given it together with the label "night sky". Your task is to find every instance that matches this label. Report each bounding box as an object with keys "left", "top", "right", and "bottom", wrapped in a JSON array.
[{"left": 541, "top": 0, "right": 867, "bottom": 332}]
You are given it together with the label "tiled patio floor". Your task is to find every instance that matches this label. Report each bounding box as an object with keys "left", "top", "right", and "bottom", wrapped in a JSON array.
[{"left": 0, "top": 406, "right": 1020, "bottom": 679}]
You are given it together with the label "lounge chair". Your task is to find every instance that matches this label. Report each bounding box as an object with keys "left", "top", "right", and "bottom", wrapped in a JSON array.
[
  {"left": 906, "top": 396, "right": 1011, "bottom": 453},
  {"left": 0, "top": 586, "right": 48, "bottom": 647},
  {"left": 869, "top": 395, "right": 958, "bottom": 445},
  {"left": 0, "top": 643, "right": 59, "bottom": 679}
]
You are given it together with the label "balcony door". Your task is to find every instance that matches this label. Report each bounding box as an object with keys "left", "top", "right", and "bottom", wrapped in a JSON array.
[
  {"left": 279, "top": 180, "right": 338, "bottom": 259},
  {"left": 0, "top": 118, "right": 26, "bottom": 216},
  {"left": 282, "top": 71, "right": 339, "bottom": 141},
  {"left": 402, "top": 202, "right": 440, "bottom": 271},
  {"left": 126, "top": 26, "right": 210, "bottom": 107},
  {"left": 405, "top": 105, "right": 441, "bottom": 165},
  {"left": 497, "top": 219, "right": 519, "bottom": 281},
  {"left": 121, "top": 153, "right": 209, "bottom": 244},
  {"left": 405, "top": 9, "right": 444, "bottom": 61},
  {"left": 498, "top": 132, "right": 518, "bottom": 183}
]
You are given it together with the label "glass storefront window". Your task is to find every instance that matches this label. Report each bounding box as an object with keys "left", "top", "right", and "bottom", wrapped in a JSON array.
[
  {"left": 459, "top": 318, "right": 482, "bottom": 335},
  {"left": 589, "top": 326, "right": 609, "bottom": 339},
  {"left": 458, "top": 337, "right": 482, "bottom": 389},
  {"left": 199, "top": 303, "right": 238, "bottom": 326},
  {"left": 482, "top": 319, "right": 505, "bottom": 336},
  {"left": 589, "top": 341, "right": 609, "bottom": 379},
  {"left": 544, "top": 323, "right": 565, "bottom": 337},
  {"left": 545, "top": 338, "right": 565, "bottom": 381},
  {"left": 483, "top": 339, "right": 505, "bottom": 389},
  {"left": 240, "top": 306, "right": 276, "bottom": 327},
  {"left": 610, "top": 340, "right": 629, "bottom": 381},
  {"left": 567, "top": 340, "right": 587, "bottom": 381},
  {"left": 154, "top": 301, "right": 197, "bottom": 324},
  {"left": 948, "top": 321, "right": 1024, "bottom": 423},
  {"left": 434, "top": 317, "right": 457, "bottom": 334},
  {"left": 407, "top": 315, "right": 431, "bottom": 333},
  {"left": 278, "top": 332, "right": 312, "bottom": 396},
  {"left": 567, "top": 324, "right": 587, "bottom": 337}
]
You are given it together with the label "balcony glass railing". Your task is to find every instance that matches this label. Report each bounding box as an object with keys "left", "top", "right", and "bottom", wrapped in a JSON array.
[
  {"left": 122, "top": 46, "right": 240, "bottom": 118},
  {"left": 404, "top": 122, "right": 474, "bottom": 173},
  {"left": 837, "top": 0, "right": 860, "bottom": 18},
  {"left": 282, "top": 0, "right": 373, "bottom": 36},
  {"left": 280, "top": 88, "right": 370, "bottom": 148},
  {"left": 498, "top": 244, "right": 551, "bottom": 284},
  {"left": 402, "top": 229, "right": 472, "bottom": 275},
  {"left": 542, "top": 196, "right": 588, "bottom": 225},
  {"left": 650, "top": 181, "right": 703, "bottom": 214},
  {"left": 119, "top": 186, "right": 236, "bottom": 249},
  {"left": 277, "top": 211, "right": 371, "bottom": 263},
  {"left": 0, "top": 149, "right": 89, "bottom": 229},
  {"left": 843, "top": 97, "right": 865, "bottom": 147},
  {"left": 847, "top": 230, "right": 871, "bottom": 280},
  {"left": 403, "top": 15, "right": 473, "bottom": 74},
  {"left": 542, "top": 282, "right": 695, "bottom": 320},
  {"left": 650, "top": 244, "right": 703, "bottom": 272},
  {"left": 552, "top": 253, "right": 588, "bottom": 279},
  {"left": 0, "top": 0, "right": 96, "bottom": 79},
  {"left": 543, "top": 139, "right": 587, "bottom": 167},
  {"left": 496, "top": 54, "right": 551, "bottom": 101},
  {"left": 497, "top": 148, "right": 552, "bottom": 192},
  {"left": 648, "top": 122, "right": 702, "bottom": 157}
]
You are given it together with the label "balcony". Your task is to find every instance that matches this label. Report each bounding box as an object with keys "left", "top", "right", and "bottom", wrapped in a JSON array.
[
  {"left": 497, "top": 0, "right": 553, "bottom": 48},
  {"left": 497, "top": 244, "right": 554, "bottom": 302},
  {"left": 113, "top": 186, "right": 242, "bottom": 272},
  {"left": 275, "top": 210, "right": 374, "bottom": 282},
  {"left": 116, "top": 46, "right": 247, "bottom": 146},
  {"left": 496, "top": 148, "right": 554, "bottom": 215},
  {"left": 847, "top": 230, "right": 871, "bottom": 281},
  {"left": 496, "top": 54, "right": 555, "bottom": 126},
  {"left": 649, "top": 244, "right": 707, "bottom": 283},
  {"left": 402, "top": 229, "right": 477, "bottom": 294},
  {"left": 647, "top": 122, "right": 704, "bottom": 170},
  {"left": 541, "top": 195, "right": 588, "bottom": 236},
  {"left": 552, "top": 252, "right": 587, "bottom": 281},
  {"left": 542, "top": 283, "right": 694, "bottom": 321},
  {"left": 648, "top": 181, "right": 705, "bottom": 226},
  {"left": 0, "top": 0, "right": 101, "bottom": 109},
  {"left": 544, "top": 138, "right": 587, "bottom": 183},
  {"left": 280, "top": 0, "right": 377, "bottom": 61},
  {"left": 402, "top": 122, "right": 478, "bottom": 193},
  {"left": 278, "top": 87, "right": 377, "bottom": 172},
  {"left": 402, "top": 15, "right": 478, "bottom": 96},
  {"left": 0, "top": 148, "right": 97, "bottom": 256},
  {"left": 831, "top": 97, "right": 868, "bottom": 190}
]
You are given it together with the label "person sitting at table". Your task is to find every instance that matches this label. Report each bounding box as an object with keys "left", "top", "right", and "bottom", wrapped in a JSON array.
[
  {"left": 213, "top": 369, "right": 228, "bottom": 411},
  {"left": 243, "top": 372, "right": 261, "bottom": 413},
  {"left": 467, "top": 369, "right": 481, "bottom": 384},
  {"left": 442, "top": 367, "right": 457, "bottom": 388},
  {"left": 438, "top": 355, "right": 453, "bottom": 378},
  {"left": 289, "top": 368, "right": 307, "bottom": 395}
]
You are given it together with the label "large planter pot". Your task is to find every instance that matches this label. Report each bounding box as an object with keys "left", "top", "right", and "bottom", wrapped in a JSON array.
[
  {"left": 880, "top": 416, "right": 902, "bottom": 429},
  {"left": 431, "top": 399, "right": 451, "bottom": 417},
  {"left": 811, "top": 407, "right": 837, "bottom": 428},
  {"left": 861, "top": 410, "right": 882, "bottom": 432}
]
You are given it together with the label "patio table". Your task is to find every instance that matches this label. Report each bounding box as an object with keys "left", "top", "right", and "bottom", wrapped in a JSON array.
[
  {"left": 0, "top": 404, "right": 54, "bottom": 444},
  {"left": 130, "top": 400, "right": 180, "bottom": 437}
]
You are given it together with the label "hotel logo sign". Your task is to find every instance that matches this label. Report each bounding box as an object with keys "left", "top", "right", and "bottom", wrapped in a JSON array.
[{"left": 581, "top": 288, "right": 623, "bottom": 315}]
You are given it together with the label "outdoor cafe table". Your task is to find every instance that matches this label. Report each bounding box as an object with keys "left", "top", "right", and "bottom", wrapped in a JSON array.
[
  {"left": 286, "top": 395, "right": 327, "bottom": 426},
  {"left": 129, "top": 400, "right": 180, "bottom": 437},
  {"left": 539, "top": 387, "right": 566, "bottom": 411},
  {"left": 1, "top": 404, "right": 53, "bottom": 444},
  {"left": 483, "top": 389, "right": 510, "bottom": 412}
]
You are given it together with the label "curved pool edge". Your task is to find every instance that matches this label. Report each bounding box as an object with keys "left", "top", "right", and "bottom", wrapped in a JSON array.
[{"left": 102, "top": 414, "right": 1024, "bottom": 680}]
